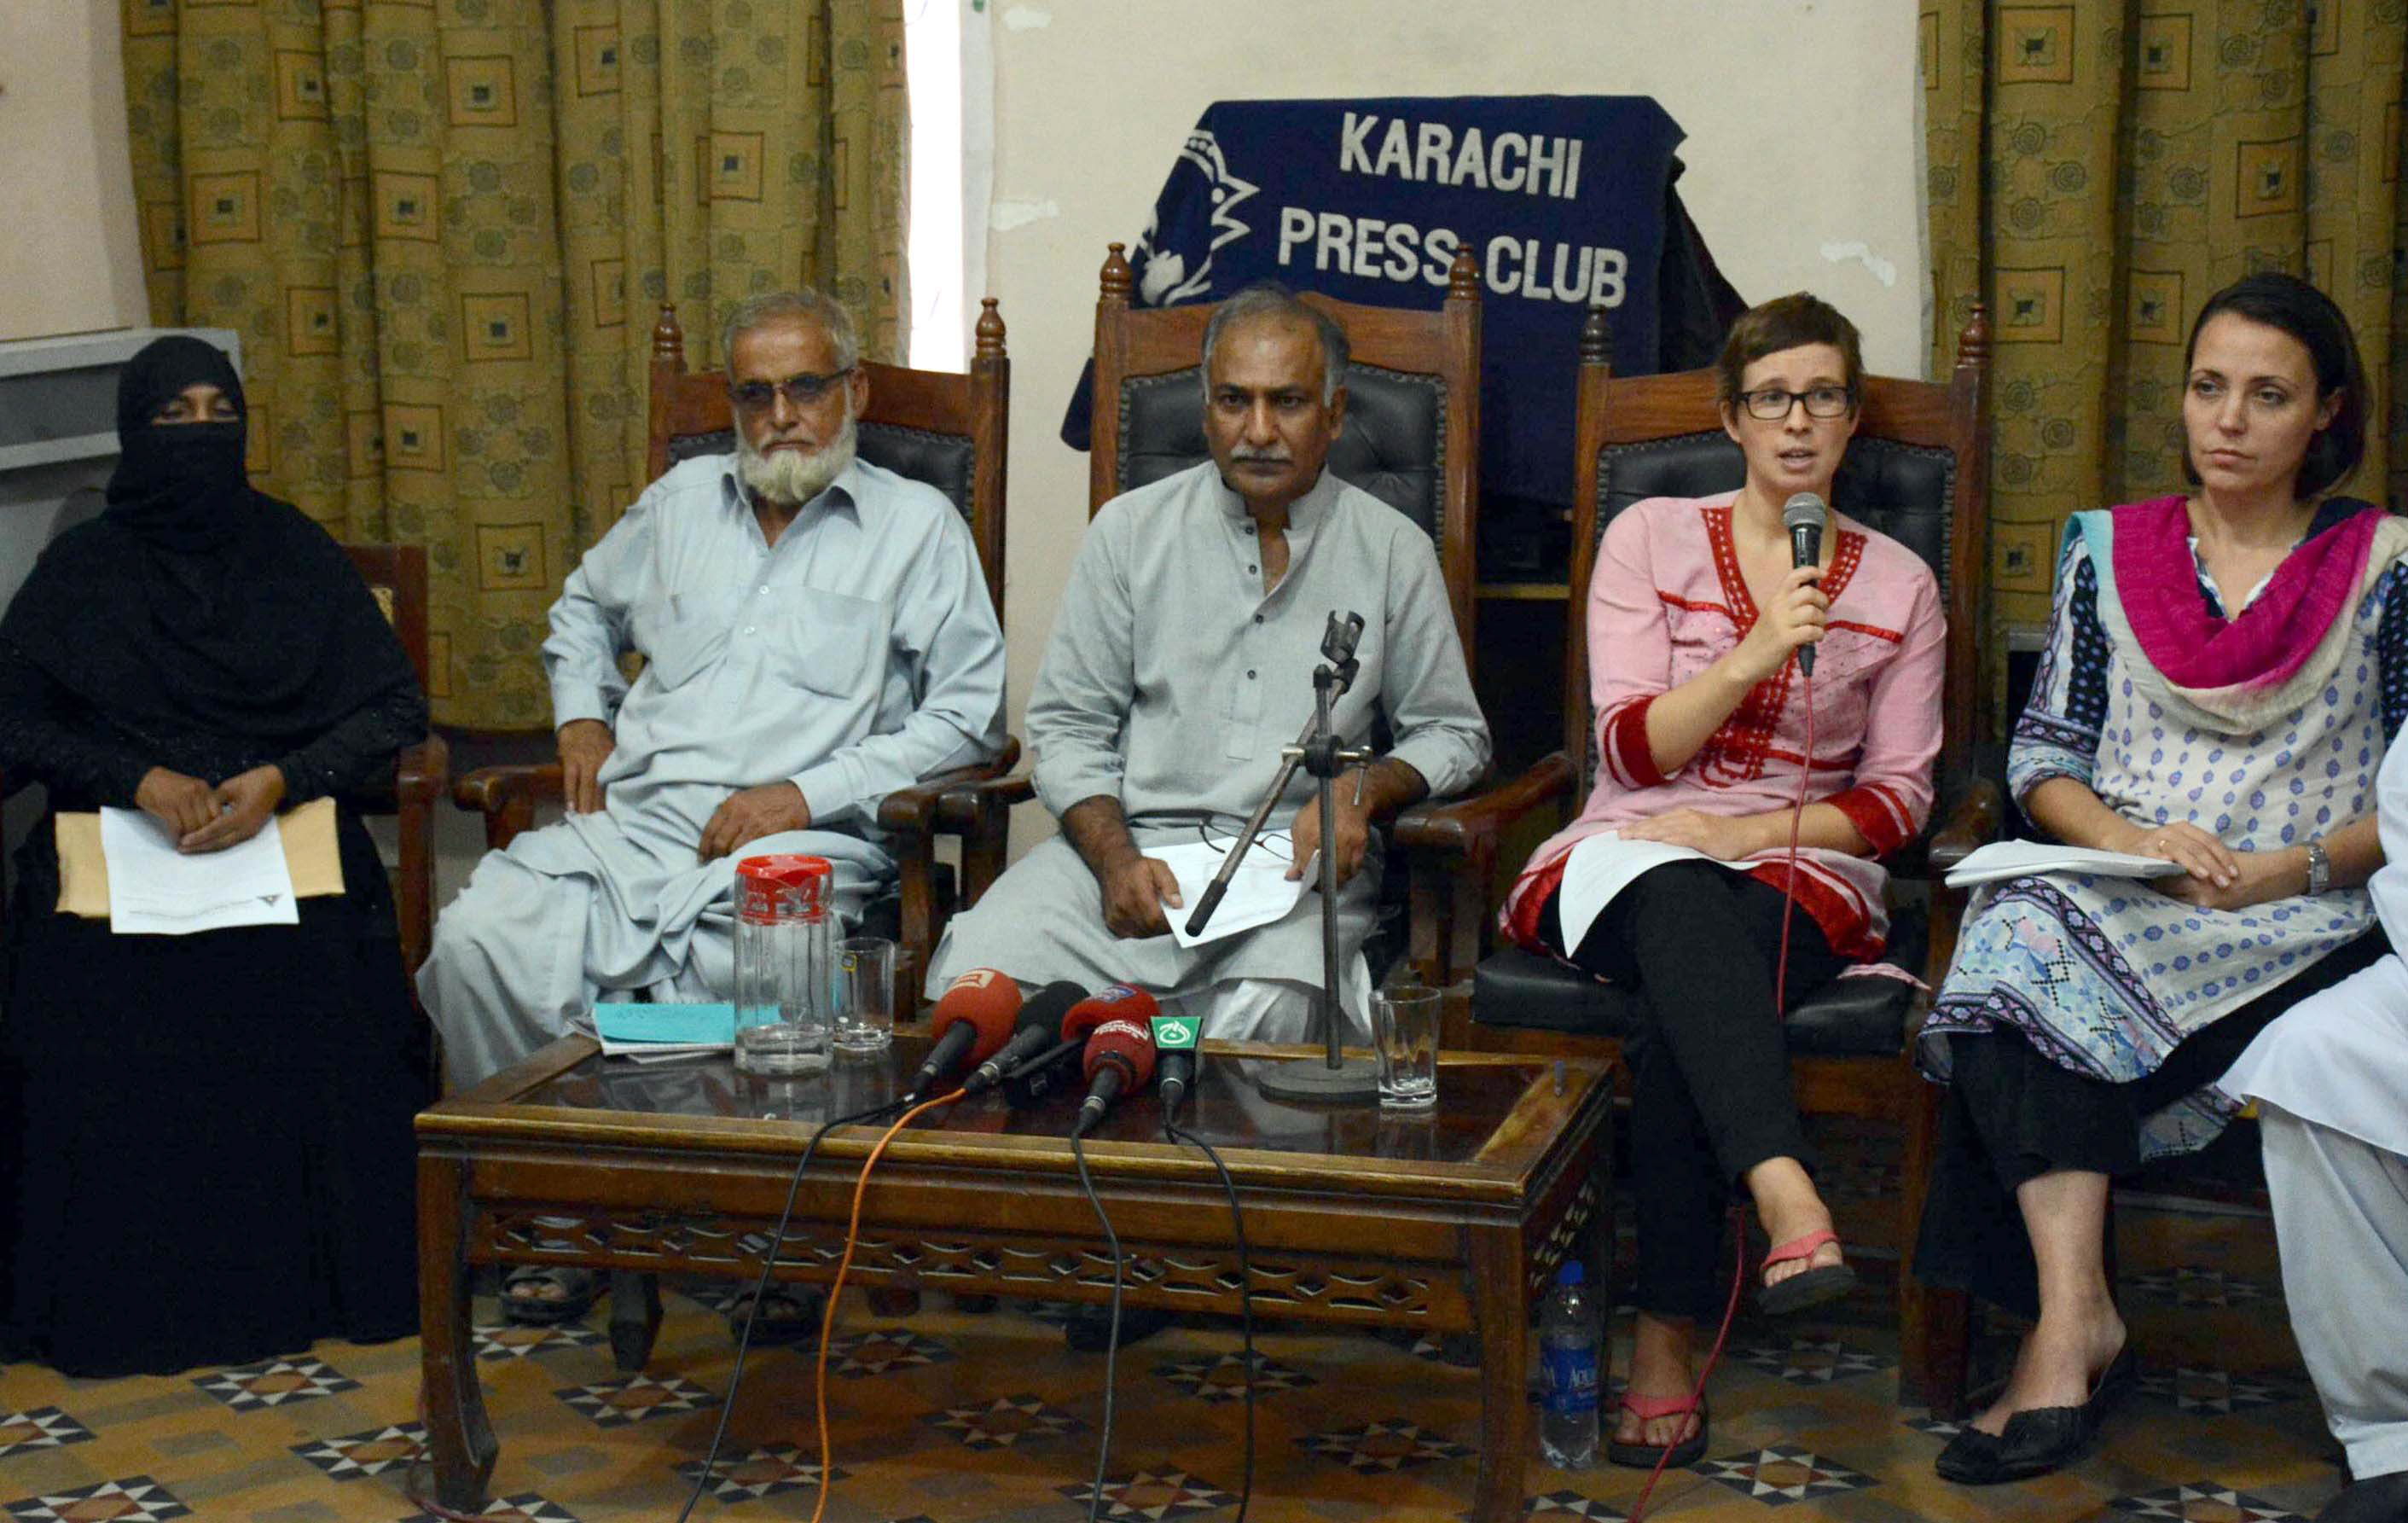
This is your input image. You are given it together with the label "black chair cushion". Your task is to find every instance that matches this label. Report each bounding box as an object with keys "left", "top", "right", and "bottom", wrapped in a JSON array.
[
  {"left": 665, "top": 425, "right": 978, "bottom": 528},
  {"left": 1117, "top": 363, "right": 1447, "bottom": 547},
  {"left": 857, "top": 421, "right": 975, "bottom": 521},
  {"left": 1597, "top": 432, "right": 1956, "bottom": 602},
  {"left": 1471, "top": 903, "right": 1929, "bottom": 1059}
]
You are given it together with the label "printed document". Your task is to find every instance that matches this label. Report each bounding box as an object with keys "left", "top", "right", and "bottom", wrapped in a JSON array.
[{"left": 98, "top": 806, "right": 299, "bottom": 934}]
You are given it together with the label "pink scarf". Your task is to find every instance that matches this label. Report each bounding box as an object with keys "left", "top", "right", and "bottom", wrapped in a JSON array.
[{"left": 2109, "top": 494, "right": 2382, "bottom": 693}]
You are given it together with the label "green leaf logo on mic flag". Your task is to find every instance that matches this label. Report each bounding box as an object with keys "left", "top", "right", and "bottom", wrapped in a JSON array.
[{"left": 1150, "top": 1014, "right": 1198, "bottom": 1051}]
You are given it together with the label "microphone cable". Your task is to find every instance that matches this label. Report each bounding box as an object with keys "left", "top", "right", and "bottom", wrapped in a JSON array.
[
  {"left": 1630, "top": 664, "right": 1816, "bottom": 1523},
  {"left": 1069, "top": 1125, "right": 1125, "bottom": 1523},
  {"left": 800, "top": 1089, "right": 964, "bottom": 1523},
  {"left": 672, "top": 1094, "right": 909, "bottom": 1523},
  {"left": 1163, "top": 1113, "right": 1254, "bottom": 1522}
]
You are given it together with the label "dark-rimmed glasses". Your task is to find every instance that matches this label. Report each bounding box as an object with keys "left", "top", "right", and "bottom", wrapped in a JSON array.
[
  {"left": 1197, "top": 814, "right": 1294, "bottom": 863},
  {"left": 1736, "top": 385, "right": 1854, "bottom": 421},
  {"left": 729, "top": 367, "right": 855, "bottom": 414}
]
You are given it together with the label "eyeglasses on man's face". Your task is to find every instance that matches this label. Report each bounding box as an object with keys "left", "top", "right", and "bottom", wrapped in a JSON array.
[
  {"left": 729, "top": 367, "right": 856, "bottom": 415},
  {"left": 1736, "top": 385, "right": 1855, "bottom": 421}
]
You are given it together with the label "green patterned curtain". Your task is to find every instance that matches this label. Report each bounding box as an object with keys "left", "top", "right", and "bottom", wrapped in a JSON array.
[
  {"left": 1924, "top": 1, "right": 2408, "bottom": 709},
  {"left": 121, "top": 0, "right": 908, "bottom": 727}
]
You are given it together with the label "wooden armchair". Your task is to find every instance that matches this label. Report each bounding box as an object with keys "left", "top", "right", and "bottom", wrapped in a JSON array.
[
  {"left": 452, "top": 301, "right": 1016, "bottom": 987},
  {"left": 951, "top": 244, "right": 1488, "bottom": 958},
  {"left": 344, "top": 543, "right": 449, "bottom": 974},
  {"left": 1395, "top": 306, "right": 1999, "bottom": 1415},
  {"left": 0, "top": 543, "right": 447, "bottom": 974}
]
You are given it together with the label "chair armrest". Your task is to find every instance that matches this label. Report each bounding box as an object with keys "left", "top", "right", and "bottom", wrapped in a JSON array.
[
  {"left": 397, "top": 734, "right": 449, "bottom": 808},
  {"left": 454, "top": 762, "right": 564, "bottom": 813},
  {"left": 454, "top": 763, "right": 565, "bottom": 852},
  {"left": 875, "top": 736, "right": 1024, "bottom": 835},
  {"left": 1392, "top": 751, "right": 1578, "bottom": 867}
]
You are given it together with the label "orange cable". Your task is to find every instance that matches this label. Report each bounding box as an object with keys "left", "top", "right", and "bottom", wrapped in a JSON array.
[
  {"left": 807, "top": 1088, "right": 962, "bottom": 1523},
  {"left": 1632, "top": 667, "right": 1814, "bottom": 1522}
]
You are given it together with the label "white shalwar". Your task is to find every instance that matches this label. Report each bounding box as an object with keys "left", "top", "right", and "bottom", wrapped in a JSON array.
[{"left": 2225, "top": 724, "right": 2408, "bottom": 1482}]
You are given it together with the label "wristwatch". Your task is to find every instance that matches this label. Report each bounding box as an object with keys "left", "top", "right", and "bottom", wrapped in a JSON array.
[{"left": 2305, "top": 837, "right": 2331, "bottom": 896}]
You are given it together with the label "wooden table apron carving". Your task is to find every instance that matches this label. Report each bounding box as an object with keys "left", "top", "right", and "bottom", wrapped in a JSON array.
[{"left": 415, "top": 1032, "right": 1615, "bottom": 1522}]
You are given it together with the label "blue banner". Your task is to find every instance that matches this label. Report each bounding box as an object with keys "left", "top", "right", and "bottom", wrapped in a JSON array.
[{"left": 1066, "top": 95, "right": 1696, "bottom": 510}]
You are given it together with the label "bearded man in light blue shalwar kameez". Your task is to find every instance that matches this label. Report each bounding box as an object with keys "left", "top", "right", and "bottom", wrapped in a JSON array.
[{"left": 420, "top": 291, "right": 1007, "bottom": 1090}]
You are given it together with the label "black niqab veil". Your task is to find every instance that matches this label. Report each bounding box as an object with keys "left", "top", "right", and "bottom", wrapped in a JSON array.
[{"left": 0, "top": 335, "right": 419, "bottom": 751}]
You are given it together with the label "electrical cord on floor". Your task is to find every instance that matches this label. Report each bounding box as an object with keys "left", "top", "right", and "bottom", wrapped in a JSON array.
[
  {"left": 803, "top": 1090, "right": 966, "bottom": 1523},
  {"left": 1166, "top": 1113, "right": 1254, "bottom": 1523},
  {"left": 1069, "top": 1126, "right": 1125, "bottom": 1523},
  {"left": 1629, "top": 665, "right": 1816, "bottom": 1523},
  {"left": 673, "top": 1095, "right": 908, "bottom": 1523}
]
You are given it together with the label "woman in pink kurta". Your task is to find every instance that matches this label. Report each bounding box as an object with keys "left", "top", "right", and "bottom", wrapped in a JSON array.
[{"left": 1500, "top": 294, "right": 1946, "bottom": 1468}]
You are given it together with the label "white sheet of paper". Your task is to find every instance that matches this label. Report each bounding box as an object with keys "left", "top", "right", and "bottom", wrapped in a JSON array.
[
  {"left": 1553, "top": 831, "right": 1729, "bottom": 954},
  {"left": 1941, "top": 840, "right": 2189, "bottom": 889},
  {"left": 98, "top": 806, "right": 299, "bottom": 935},
  {"left": 1154, "top": 829, "right": 1310, "bottom": 949}
]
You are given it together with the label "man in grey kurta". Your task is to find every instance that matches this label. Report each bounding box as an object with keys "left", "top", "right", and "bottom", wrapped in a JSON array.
[
  {"left": 931, "top": 285, "right": 1487, "bottom": 1042},
  {"left": 421, "top": 292, "right": 1007, "bottom": 1089}
]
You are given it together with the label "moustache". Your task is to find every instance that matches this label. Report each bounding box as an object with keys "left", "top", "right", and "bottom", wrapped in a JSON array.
[{"left": 1228, "top": 448, "right": 1291, "bottom": 464}]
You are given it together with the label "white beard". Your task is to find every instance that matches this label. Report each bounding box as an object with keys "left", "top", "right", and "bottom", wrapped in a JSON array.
[{"left": 737, "top": 413, "right": 857, "bottom": 506}]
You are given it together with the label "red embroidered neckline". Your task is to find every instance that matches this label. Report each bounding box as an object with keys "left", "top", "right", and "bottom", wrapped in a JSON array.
[{"left": 1697, "top": 504, "right": 1866, "bottom": 786}]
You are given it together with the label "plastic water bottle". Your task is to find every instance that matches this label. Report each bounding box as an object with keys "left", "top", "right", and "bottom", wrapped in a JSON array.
[{"left": 1539, "top": 1260, "right": 1599, "bottom": 1469}]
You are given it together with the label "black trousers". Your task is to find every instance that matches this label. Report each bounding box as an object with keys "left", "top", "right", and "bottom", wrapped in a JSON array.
[
  {"left": 1542, "top": 860, "right": 1849, "bottom": 1322},
  {"left": 1914, "top": 930, "right": 2388, "bottom": 1319}
]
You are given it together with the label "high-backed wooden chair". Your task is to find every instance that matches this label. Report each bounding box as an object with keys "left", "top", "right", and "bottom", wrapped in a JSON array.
[
  {"left": 939, "top": 245, "right": 1488, "bottom": 976},
  {"left": 343, "top": 543, "right": 449, "bottom": 974},
  {"left": 1395, "top": 306, "right": 2000, "bottom": 1415},
  {"left": 0, "top": 543, "right": 447, "bottom": 974},
  {"left": 453, "top": 301, "right": 1016, "bottom": 987},
  {"left": 1089, "top": 241, "right": 1483, "bottom": 651}
]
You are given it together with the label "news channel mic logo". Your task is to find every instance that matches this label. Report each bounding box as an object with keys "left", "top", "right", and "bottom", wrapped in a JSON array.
[{"left": 1149, "top": 1014, "right": 1198, "bottom": 1051}]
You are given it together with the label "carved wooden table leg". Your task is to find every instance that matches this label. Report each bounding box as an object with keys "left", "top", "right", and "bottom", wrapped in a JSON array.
[
  {"left": 417, "top": 1154, "right": 496, "bottom": 1511},
  {"left": 609, "top": 1271, "right": 664, "bottom": 1373},
  {"left": 1469, "top": 1224, "right": 1531, "bottom": 1523}
]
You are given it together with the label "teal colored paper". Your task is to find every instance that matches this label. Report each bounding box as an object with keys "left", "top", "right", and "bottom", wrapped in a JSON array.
[{"left": 594, "top": 1003, "right": 736, "bottom": 1044}]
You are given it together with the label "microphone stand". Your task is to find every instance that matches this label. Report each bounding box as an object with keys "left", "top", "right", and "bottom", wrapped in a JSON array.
[{"left": 1186, "top": 612, "right": 1379, "bottom": 1102}]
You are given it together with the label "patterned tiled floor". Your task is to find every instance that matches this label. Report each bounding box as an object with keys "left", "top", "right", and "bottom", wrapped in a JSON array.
[{"left": 0, "top": 1131, "right": 2357, "bottom": 1522}]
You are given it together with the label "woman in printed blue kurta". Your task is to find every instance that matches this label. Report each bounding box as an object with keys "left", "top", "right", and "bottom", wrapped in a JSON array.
[{"left": 1915, "top": 274, "right": 2408, "bottom": 1485}]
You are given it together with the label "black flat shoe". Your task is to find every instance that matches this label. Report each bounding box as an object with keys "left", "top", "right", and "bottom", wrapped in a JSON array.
[
  {"left": 1934, "top": 1425, "right": 2005, "bottom": 1484},
  {"left": 1936, "top": 1344, "right": 2136, "bottom": 1485},
  {"left": 2318, "top": 1469, "right": 2408, "bottom": 1523}
]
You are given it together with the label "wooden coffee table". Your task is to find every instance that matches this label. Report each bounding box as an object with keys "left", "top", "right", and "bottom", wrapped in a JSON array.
[{"left": 416, "top": 1032, "right": 1614, "bottom": 1522}]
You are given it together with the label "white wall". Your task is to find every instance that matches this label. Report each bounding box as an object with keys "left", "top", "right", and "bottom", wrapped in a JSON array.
[
  {"left": 982, "top": 0, "right": 1925, "bottom": 844},
  {"left": 0, "top": 0, "right": 149, "bottom": 342}
]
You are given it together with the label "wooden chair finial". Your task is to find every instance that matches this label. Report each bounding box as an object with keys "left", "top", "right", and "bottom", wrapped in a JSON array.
[
  {"left": 1100, "top": 243, "right": 1133, "bottom": 305},
  {"left": 651, "top": 304, "right": 686, "bottom": 370},
  {"left": 1956, "top": 302, "right": 1990, "bottom": 368},
  {"left": 1446, "top": 245, "right": 1481, "bottom": 302},
  {"left": 974, "top": 296, "right": 1006, "bottom": 358},
  {"left": 1579, "top": 304, "right": 1613, "bottom": 369}
]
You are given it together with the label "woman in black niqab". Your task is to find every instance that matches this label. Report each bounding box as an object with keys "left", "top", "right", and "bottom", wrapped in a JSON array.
[{"left": 0, "top": 335, "right": 433, "bottom": 1378}]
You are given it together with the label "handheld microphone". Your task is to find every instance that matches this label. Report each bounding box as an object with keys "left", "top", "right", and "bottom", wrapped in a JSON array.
[
  {"left": 1150, "top": 1011, "right": 1201, "bottom": 1121},
  {"left": 964, "top": 982, "right": 1084, "bottom": 1095},
  {"left": 1061, "top": 984, "right": 1159, "bottom": 1042},
  {"left": 1782, "top": 491, "right": 1829, "bottom": 676},
  {"left": 908, "top": 969, "right": 1020, "bottom": 1101},
  {"left": 1001, "top": 984, "right": 1156, "bottom": 1108},
  {"left": 1074, "top": 1018, "right": 1158, "bottom": 1136}
]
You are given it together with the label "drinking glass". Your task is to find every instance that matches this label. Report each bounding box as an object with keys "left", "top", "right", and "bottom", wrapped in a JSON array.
[
  {"left": 832, "top": 935, "right": 897, "bottom": 1055},
  {"left": 1371, "top": 980, "right": 1440, "bottom": 1110}
]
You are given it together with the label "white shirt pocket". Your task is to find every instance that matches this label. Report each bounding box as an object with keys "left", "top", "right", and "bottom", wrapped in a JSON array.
[
  {"left": 775, "top": 591, "right": 889, "bottom": 700},
  {"left": 634, "top": 586, "right": 743, "bottom": 690}
]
